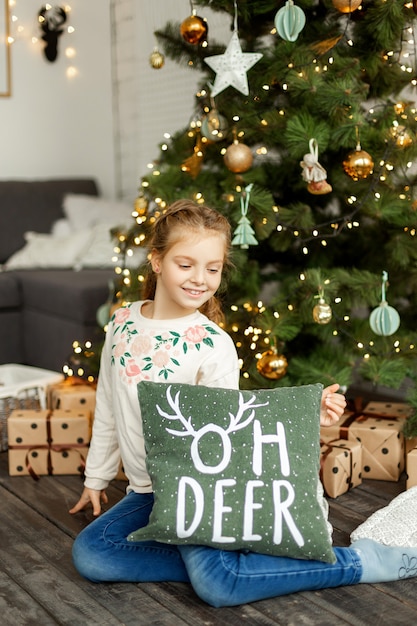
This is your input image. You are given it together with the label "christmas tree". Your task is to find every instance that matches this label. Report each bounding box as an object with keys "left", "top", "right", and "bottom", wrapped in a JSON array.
[{"left": 110, "top": 0, "right": 417, "bottom": 425}]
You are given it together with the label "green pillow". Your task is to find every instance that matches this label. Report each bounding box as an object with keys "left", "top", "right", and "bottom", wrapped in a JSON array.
[{"left": 129, "top": 381, "right": 335, "bottom": 563}]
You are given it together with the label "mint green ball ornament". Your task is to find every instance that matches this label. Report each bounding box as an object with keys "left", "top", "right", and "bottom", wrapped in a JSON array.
[
  {"left": 275, "top": 0, "right": 306, "bottom": 42},
  {"left": 369, "top": 271, "right": 400, "bottom": 336}
]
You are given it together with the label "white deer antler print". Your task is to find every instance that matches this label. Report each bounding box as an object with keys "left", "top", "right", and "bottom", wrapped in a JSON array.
[
  {"left": 155, "top": 386, "right": 196, "bottom": 437},
  {"left": 156, "top": 385, "right": 268, "bottom": 438},
  {"left": 226, "top": 394, "right": 269, "bottom": 433},
  {"left": 156, "top": 386, "right": 270, "bottom": 474}
]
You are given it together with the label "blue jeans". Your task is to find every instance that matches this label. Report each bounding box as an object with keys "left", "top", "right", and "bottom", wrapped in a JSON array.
[{"left": 72, "top": 491, "right": 362, "bottom": 607}]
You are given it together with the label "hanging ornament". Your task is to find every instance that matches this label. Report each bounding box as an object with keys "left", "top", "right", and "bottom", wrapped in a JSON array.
[
  {"left": 313, "top": 291, "right": 333, "bottom": 324},
  {"left": 369, "top": 271, "right": 400, "bottom": 336},
  {"left": 204, "top": 1, "right": 262, "bottom": 97},
  {"left": 274, "top": 0, "right": 306, "bottom": 42},
  {"left": 394, "top": 102, "right": 406, "bottom": 115},
  {"left": 343, "top": 128, "right": 373, "bottom": 181},
  {"left": 201, "top": 107, "right": 228, "bottom": 142},
  {"left": 390, "top": 124, "right": 413, "bottom": 148},
  {"left": 311, "top": 35, "right": 342, "bottom": 56},
  {"left": 134, "top": 193, "right": 148, "bottom": 216},
  {"left": 232, "top": 184, "right": 258, "bottom": 249},
  {"left": 257, "top": 345, "right": 288, "bottom": 380},
  {"left": 343, "top": 147, "right": 374, "bottom": 180},
  {"left": 181, "top": 130, "right": 204, "bottom": 178},
  {"left": 180, "top": 10, "right": 208, "bottom": 45},
  {"left": 224, "top": 138, "right": 253, "bottom": 173},
  {"left": 331, "top": 0, "right": 362, "bottom": 13},
  {"left": 300, "top": 138, "right": 332, "bottom": 195},
  {"left": 149, "top": 47, "right": 165, "bottom": 69}
]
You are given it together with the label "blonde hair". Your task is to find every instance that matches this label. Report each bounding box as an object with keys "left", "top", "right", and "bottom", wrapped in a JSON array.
[{"left": 142, "top": 199, "right": 232, "bottom": 325}]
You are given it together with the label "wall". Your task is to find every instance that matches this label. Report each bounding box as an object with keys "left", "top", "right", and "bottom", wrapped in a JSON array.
[
  {"left": 0, "top": 0, "right": 116, "bottom": 198},
  {"left": 0, "top": 1, "right": 230, "bottom": 202},
  {"left": 112, "top": 0, "right": 230, "bottom": 200}
]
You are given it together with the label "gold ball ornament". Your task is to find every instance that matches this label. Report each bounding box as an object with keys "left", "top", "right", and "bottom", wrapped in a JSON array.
[
  {"left": 149, "top": 48, "right": 165, "bottom": 69},
  {"left": 134, "top": 194, "right": 148, "bottom": 216},
  {"left": 180, "top": 14, "right": 208, "bottom": 45},
  {"left": 313, "top": 298, "right": 333, "bottom": 324},
  {"left": 331, "top": 0, "right": 361, "bottom": 12},
  {"left": 256, "top": 347, "right": 288, "bottom": 380},
  {"left": 343, "top": 148, "right": 374, "bottom": 181},
  {"left": 390, "top": 125, "right": 413, "bottom": 148},
  {"left": 224, "top": 140, "right": 253, "bottom": 173}
]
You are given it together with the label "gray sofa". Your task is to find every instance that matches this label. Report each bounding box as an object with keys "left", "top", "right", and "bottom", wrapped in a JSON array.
[{"left": 0, "top": 179, "right": 114, "bottom": 372}]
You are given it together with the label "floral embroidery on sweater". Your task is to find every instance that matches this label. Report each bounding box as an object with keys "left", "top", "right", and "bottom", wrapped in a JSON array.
[{"left": 110, "top": 304, "right": 220, "bottom": 382}]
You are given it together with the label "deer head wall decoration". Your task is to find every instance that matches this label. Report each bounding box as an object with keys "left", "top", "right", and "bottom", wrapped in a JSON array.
[{"left": 38, "top": 5, "right": 67, "bottom": 62}]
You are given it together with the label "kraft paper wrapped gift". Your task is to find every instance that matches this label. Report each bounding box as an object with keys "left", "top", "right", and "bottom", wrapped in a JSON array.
[
  {"left": 406, "top": 447, "right": 417, "bottom": 489},
  {"left": 362, "top": 401, "right": 414, "bottom": 420},
  {"left": 363, "top": 400, "right": 417, "bottom": 454},
  {"left": 320, "top": 410, "right": 355, "bottom": 444},
  {"left": 47, "top": 380, "right": 96, "bottom": 415},
  {"left": 7, "top": 408, "right": 90, "bottom": 477},
  {"left": 347, "top": 415, "right": 405, "bottom": 481},
  {"left": 320, "top": 439, "right": 362, "bottom": 498}
]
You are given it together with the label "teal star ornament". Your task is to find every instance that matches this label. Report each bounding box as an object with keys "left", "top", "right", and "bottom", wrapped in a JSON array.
[{"left": 204, "top": 31, "right": 263, "bottom": 97}]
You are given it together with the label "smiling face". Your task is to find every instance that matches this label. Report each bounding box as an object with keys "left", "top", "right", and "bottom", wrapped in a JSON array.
[{"left": 150, "top": 229, "right": 226, "bottom": 319}]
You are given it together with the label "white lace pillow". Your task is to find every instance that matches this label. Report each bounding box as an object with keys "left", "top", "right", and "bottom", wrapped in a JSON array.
[{"left": 351, "top": 487, "right": 417, "bottom": 547}]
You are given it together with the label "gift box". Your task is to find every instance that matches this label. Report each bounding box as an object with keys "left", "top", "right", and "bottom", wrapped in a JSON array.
[
  {"left": 47, "top": 379, "right": 96, "bottom": 415},
  {"left": 347, "top": 415, "right": 405, "bottom": 481},
  {"left": 362, "top": 401, "right": 414, "bottom": 420},
  {"left": 363, "top": 400, "right": 417, "bottom": 455},
  {"left": 7, "top": 408, "right": 90, "bottom": 477},
  {"left": 320, "top": 439, "right": 362, "bottom": 498},
  {"left": 406, "top": 447, "right": 417, "bottom": 489},
  {"left": 320, "top": 410, "right": 355, "bottom": 444},
  {"left": 322, "top": 399, "right": 407, "bottom": 481}
]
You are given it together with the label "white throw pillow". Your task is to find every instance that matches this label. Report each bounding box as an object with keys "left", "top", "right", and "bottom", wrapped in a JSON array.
[
  {"left": 63, "top": 194, "right": 134, "bottom": 231},
  {"left": 5, "top": 230, "right": 92, "bottom": 270},
  {"left": 76, "top": 222, "right": 147, "bottom": 269},
  {"left": 51, "top": 218, "right": 73, "bottom": 237}
]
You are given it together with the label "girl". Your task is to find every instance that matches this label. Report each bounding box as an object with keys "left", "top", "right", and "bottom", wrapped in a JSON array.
[{"left": 71, "top": 200, "right": 417, "bottom": 607}]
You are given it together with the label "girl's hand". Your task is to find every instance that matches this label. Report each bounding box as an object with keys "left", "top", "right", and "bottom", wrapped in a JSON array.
[
  {"left": 320, "top": 383, "right": 346, "bottom": 427},
  {"left": 69, "top": 487, "right": 108, "bottom": 517}
]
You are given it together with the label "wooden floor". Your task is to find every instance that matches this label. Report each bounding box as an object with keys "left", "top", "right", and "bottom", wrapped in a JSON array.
[{"left": 1, "top": 452, "right": 417, "bottom": 626}]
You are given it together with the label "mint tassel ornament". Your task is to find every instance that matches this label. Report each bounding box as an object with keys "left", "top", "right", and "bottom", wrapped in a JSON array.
[
  {"left": 232, "top": 184, "right": 258, "bottom": 249},
  {"left": 369, "top": 271, "right": 400, "bottom": 336}
]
